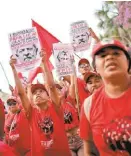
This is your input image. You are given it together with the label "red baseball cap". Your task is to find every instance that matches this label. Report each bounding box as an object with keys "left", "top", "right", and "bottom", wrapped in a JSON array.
[
  {"left": 92, "top": 39, "right": 128, "bottom": 57},
  {"left": 84, "top": 72, "right": 101, "bottom": 82},
  {"left": 7, "top": 96, "right": 17, "bottom": 103},
  {"left": 78, "top": 58, "right": 89, "bottom": 66},
  {"left": 31, "top": 84, "right": 48, "bottom": 94}
]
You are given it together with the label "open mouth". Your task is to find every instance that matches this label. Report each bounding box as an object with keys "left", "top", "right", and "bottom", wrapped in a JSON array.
[
  {"left": 36, "top": 96, "right": 42, "bottom": 100},
  {"left": 106, "top": 62, "right": 117, "bottom": 68}
]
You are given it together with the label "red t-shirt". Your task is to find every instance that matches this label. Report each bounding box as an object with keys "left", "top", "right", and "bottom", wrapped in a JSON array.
[
  {"left": 62, "top": 96, "right": 79, "bottom": 131},
  {"left": 5, "top": 109, "right": 31, "bottom": 156},
  {"left": 80, "top": 86, "right": 131, "bottom": 156},
  {"left": 0, "top": 141, "right": 15, "bottom": 156},
  {"left": 0, "top": 99, "right": 5, "bottom": 140},
  {"left": 77, "top": 78, "right": 90, "bottom": 108},
  {"left": 29, "top": 102, "right": 71, "bottom": 156}
]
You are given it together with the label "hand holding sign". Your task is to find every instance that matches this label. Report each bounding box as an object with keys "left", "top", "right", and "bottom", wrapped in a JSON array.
[
  {"left": 9, "top": 56, "right": 17, "bottom": 69},
  {"left": 88, "top": 27, "right": 100, "bottom": 43}
]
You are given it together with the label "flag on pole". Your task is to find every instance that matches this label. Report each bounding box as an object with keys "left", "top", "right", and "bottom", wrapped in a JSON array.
[
  {"left": 27, "top": 20, "right": 60, "bottom": 83},
  {"left": 32, "top": 20, "right": 60, "bottom": 64}
]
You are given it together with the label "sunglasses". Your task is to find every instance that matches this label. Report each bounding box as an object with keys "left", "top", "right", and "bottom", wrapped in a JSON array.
[
  {"left": 7, "top": 101, "right": 17, "bottom": 106},
  {"left": 79, "top": 64, "right": 90, "bottom": 68}
]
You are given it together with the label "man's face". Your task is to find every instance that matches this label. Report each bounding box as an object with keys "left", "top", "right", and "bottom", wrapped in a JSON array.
[
  {"left": 16, "top": 44, "right": 37, "bottom": 62},
  {"left": 32, "top": 88, "right": 49, "bottom": 105},
  {"left": 73, "top": 32, "right": 89, "bottom": 45},
  {"left": 86, "top": 76, "right": 102, "bottom": 94},
  {"left": 95, "top": 48, "right": 129, "bottom": 79},
  {"left": 79, "top": 63, "right": 91, "bottom": 75},
  {"left": 7, "top": 99, "right": 19, "bottom": 113}
]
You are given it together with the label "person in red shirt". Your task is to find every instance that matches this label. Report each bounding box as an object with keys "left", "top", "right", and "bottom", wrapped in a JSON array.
[
  {"left": 84, "top": 72, "right": 102, "bottom": 94},
  {"left": 9, "top": 50, "right": 71, "bottom": 156},
  {"left": 80, "top": 39, "right": 131, "bottom": 156},
  {"left": 55, "top": 75, "right": 84, "bottom": 156},
  {"left": 0, "top": 99, "right": 5, "bottom": 141},
  {"left": 0, "top": 98, "right": 16, "bottom": 156},
  {"left": 4, "top": 96, "right": 31, "bottom": 156},
  {"left": 78, "top": 58, "right": 92, "bottom": 80},
  {"left": 62, "top": 74, "right": 90, "bottom": 110}
]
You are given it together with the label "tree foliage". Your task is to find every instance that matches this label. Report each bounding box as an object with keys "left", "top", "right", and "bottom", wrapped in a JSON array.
[{"left": 95, "top": 1, "right": 131, "bottom": 46}]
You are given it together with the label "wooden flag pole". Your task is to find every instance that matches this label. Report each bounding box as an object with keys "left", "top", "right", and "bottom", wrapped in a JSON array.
[
  {"left": 73, "top": 52, "right": 81, "bottom": 59},
  {"left": 0, "top": 62, "right": 10, "bottom": 85}
]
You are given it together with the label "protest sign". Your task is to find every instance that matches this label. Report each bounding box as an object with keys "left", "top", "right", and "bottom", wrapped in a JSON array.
[
  {"left": 8, "top": 27, "right": 41, "bottom": 72},
  {"left": 53, "top": 43, "right": 74, "bottom": 77},
  {"left": 70, "top": 20, "right": 91, "bottom": 52}
]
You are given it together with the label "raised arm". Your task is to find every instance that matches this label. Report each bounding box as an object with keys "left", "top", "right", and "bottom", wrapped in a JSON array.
[
  {"left": 40, "top": 50, "right": 61, "bottom": 110},
  {"left": 9, "top": 57, "right": 31, "bottom": 115},
  {"left": 88, "top": 27, "right": 100, "bottom": 43}
]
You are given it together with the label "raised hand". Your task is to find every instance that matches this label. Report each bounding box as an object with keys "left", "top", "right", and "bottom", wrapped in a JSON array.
[
  {"left": 9, "top": 56, "right": 17, "bottom": 69},
  {"left": 40, "top": 49, "right": 47, "bottom": 63},
  {"left": 88, "top": 27, "right": 100, "bottom": 43}
]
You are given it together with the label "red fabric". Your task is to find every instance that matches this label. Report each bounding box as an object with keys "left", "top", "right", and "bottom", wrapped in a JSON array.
[
  {"left": 92, "top": 39, "right": 127, "bottom": 56},
  {"left": 28, "top": 20, "right": 60, "bottom": 83},
  {"left": 29, "top": 102, "right": 71, "bottom": 156},
  {"left": 0, "top": 141, "right": 15, "bottom": 156},
  {"left": 17, "top": 72, "right": 23, "bottom": 79},
  {"left": 62, "top": 96, "right": 79, "bottom": 131},
  {"left": 32, "top": 20, "right": 60, "bottom": 70},
  {"left": 0, "top": 99, "right": 5, "bottom": 140},
  {"left": 4, "top": 109, "right": 31, "bottom": 156},
  {"left": 32, "top": 20, "right": 60, "bottom": 59},
  {"left": 80, "top": 86, "right": 131, "bottom": 156},
  {"left": 27, "top": 66, "right": 43, "bottom": 83},
  {"left": 77, "top": 78, "right": 90, "bottom": 108}
]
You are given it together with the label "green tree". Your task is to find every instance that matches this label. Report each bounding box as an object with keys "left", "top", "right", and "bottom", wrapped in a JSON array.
[{"left": 95, "top": 1, "right": 131, "bottom": 47}]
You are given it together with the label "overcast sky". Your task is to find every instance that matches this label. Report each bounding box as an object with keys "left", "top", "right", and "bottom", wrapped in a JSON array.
[{"left": 0, "top": 0, "right": 102, "bottom": 94}]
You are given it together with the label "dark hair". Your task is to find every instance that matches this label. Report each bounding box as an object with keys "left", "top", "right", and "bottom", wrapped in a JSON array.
[
  {"left": 92, "top": 46, "right": 131, "bottom": 72},
  {"left": 86, "top": 74, "right": 101, "bottom": 84}
]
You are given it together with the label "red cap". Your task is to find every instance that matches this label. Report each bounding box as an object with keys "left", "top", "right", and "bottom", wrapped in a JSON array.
[
  {"left": 92, "top": 39, "right": 127, "bottom": 57},
  {"left": 7, "top": 96, "right": 17, "bottom": 103},
  {"left": 84, "top": 72, "right": 101, "bottom": 82},
  {"left": 78, "top": 58, "right": 89, "bottom": 66},
  {"left": 31, "top": 84, "right": 48, "bottom": 94}
]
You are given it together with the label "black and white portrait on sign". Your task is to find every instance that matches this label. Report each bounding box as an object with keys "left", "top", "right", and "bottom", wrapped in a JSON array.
[
  {"left": 57, "top": 50, "right": 71, "bottom": 63},
  {"left": 73, "top": 32, "right": 90, "bottom": 46},
  {"left": 70, "top": 20, "right": 91, "bottom": 52},
  {"left": 15, "top": 44, "right": 39, "bottom": 63}
]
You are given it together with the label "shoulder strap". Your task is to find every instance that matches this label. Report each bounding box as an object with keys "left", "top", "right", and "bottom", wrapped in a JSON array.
[{"left": 83, "top": 94, "right": 93, "bottom": 122}]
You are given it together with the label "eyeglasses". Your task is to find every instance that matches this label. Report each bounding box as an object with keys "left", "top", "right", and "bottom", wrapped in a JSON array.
[
  {"left": 79, "top": 64, "right": 90, "bottom": 68},
  {"left": 7, "top": 101, "right": 17, "bottom": 106}
]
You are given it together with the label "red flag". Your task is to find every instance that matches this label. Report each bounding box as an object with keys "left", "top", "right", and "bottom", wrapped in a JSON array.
[
  {"left": 27, "top": 67, "right": 43, "bottom": 83},
  {"left": 27, "top": 20, "right": 60, "bottom": 83},
  {"left": 32, "top": 20, "right": 60, "bottom": 58}
]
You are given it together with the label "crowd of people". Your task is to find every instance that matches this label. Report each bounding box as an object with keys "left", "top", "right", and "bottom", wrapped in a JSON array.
[{"left": 0, "top": 28, "right": 131, "bottom": 156}]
